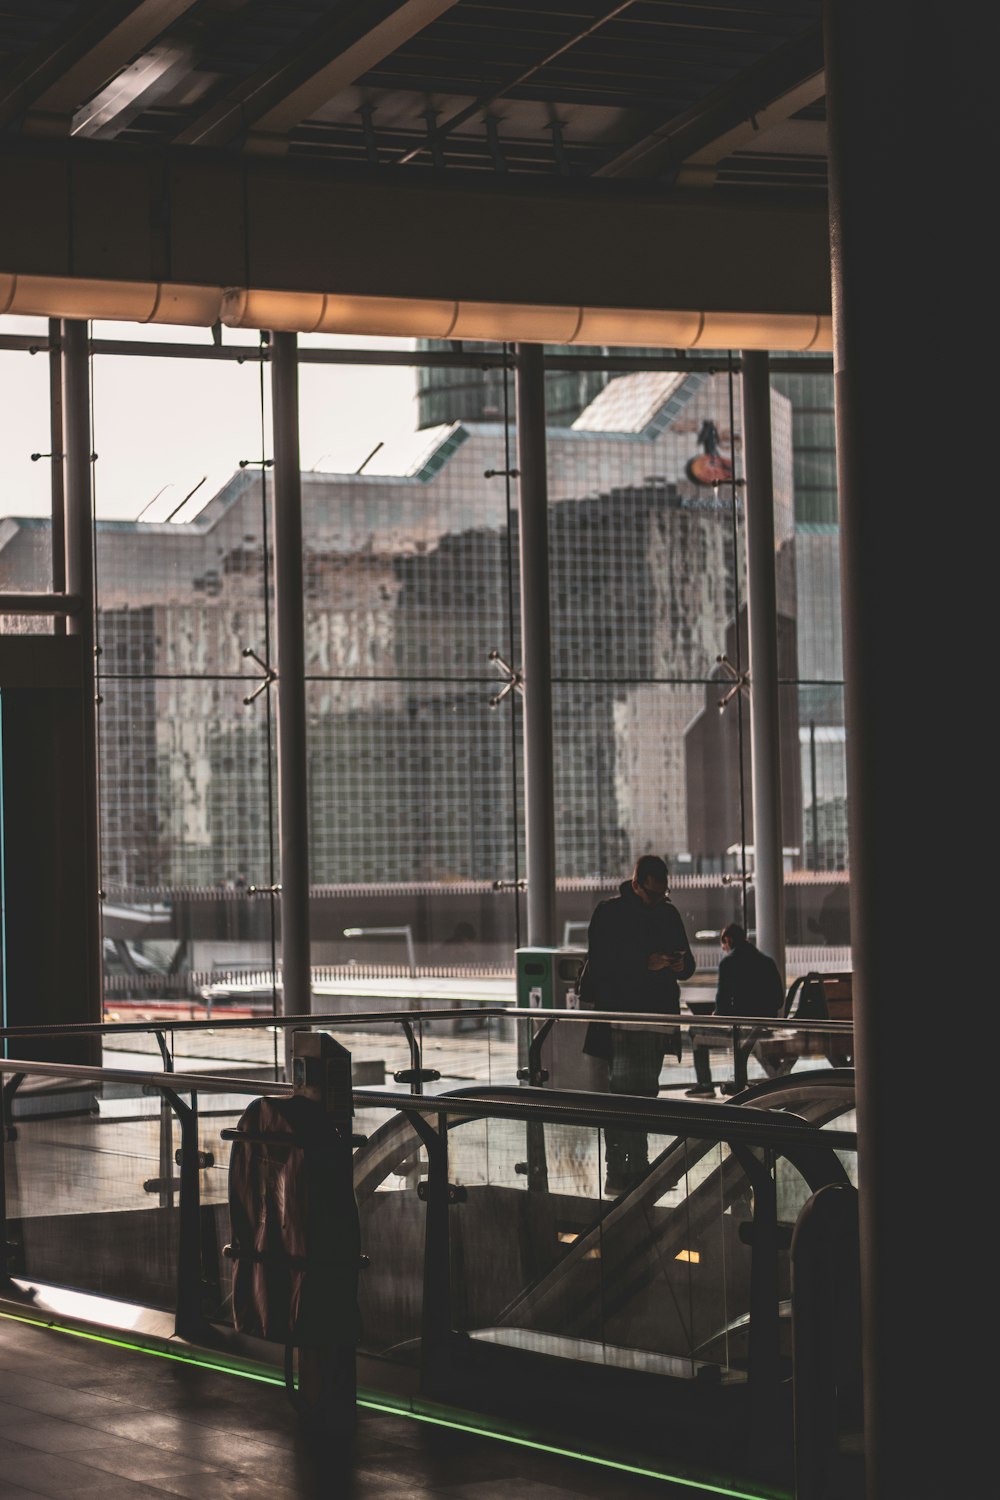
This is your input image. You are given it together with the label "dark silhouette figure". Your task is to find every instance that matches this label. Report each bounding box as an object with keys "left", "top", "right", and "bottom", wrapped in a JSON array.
[
  {"left": 585, "top": 855, "right": 695, "bottom": 1193},
  {"left": 687, "top": 923, "right": 785, "bottom": 1096}
]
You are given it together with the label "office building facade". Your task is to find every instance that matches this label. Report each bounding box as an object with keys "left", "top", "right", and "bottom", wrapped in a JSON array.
[{"left": 0, "top": 367, "right": 835, "bottom": 899}]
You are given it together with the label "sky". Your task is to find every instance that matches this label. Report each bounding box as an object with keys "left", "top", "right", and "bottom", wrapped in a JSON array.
[{"left": 0, "top": 318, "right": 426, "bottom": 523}]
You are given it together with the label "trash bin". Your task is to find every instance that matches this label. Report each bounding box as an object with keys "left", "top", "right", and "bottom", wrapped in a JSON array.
[{"left": 514, "top": 947, "right": 607, "bottom": 1090}]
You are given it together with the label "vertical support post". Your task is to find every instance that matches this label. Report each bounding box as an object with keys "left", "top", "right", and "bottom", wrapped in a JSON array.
[
  {"left": 416, "top": 1112, "right": 453, "bottom": 1394},
  {"left": 514, "top": 343, "right": 556, "bottom": 948},
  {"left": 164, "top": 1087, "right": 207, "bottom": 1342},
  {"left": 734, "top": 1141, "right": 781, "bottom": 1468},
  {"left": 809, "top": 720, "right": 819, "bottom": 870},
  {"left": 740, "top": 351, "right": 785, "bottom": 975},
  {"left": 822, "top": 9, "right": 990, "bottom": 1497},
  {"left": 48, "top": 319, "right": 66, "bottom": 635},
  {"left": 822, "top": 11, "right": 991, "bottom": 1496},
  {"left": 61, "top": 319, "right": 103, "bottom": 1029},
  {"left": 270, "top": 332, "right": 311, "bottom": 1027},
  {"left": 790, "top": 1181, "right": 861, "bottom": 1500},
  {"left": 0, "top": 1075, "right": 24, "bottom": 1287}
]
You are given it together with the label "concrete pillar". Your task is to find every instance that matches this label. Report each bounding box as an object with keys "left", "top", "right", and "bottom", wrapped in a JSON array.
[{"left": 823, "top": 4, "right": 987, "bottom": 1493}]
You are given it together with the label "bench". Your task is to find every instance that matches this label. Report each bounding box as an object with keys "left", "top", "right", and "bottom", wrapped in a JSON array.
[{"left": 752, "top": 972, "right": 854, "bottom": 1076}]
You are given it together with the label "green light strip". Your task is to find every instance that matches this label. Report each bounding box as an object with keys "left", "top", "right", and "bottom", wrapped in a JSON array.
[
  {"left": 0, "top": 1308, "right": 283, "bottom": 1385},
  {"left": 0, "top": 1309, "right": 781, "bottom": 1499},
  {"left": 355, "top": 1394, "right": 768, "bottom": 1496}
]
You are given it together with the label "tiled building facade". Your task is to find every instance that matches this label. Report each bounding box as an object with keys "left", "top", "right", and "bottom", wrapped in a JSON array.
[{"left": 0, "top": 369, "right": 847, "bottom": 889}]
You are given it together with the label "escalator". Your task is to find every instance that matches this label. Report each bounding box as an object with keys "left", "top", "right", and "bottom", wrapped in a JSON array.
[{"left": 350, "top": 1071, "right": 859, "bottom": 1478}]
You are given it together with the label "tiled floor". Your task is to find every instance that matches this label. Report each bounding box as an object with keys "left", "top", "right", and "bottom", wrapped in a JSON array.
[{"left": 0, "top": 1314, "right": 715, "bottom": 1499}]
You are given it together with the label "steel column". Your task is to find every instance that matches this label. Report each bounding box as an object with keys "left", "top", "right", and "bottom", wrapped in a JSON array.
[
  {"left": 514, "top": 344, "right": 557, "bottom": 947},
  {"left": 740, "top": 350, "right": 785, "bottom": 973},
  {"left": 270, "top": 331, "right": 312, "bottom": 1023},
  {"left": 61, "top": 318, "right": 103, "bottom": 1027},
  {"left": 48, "top": 319, "right": 66, "bottom": 633}
]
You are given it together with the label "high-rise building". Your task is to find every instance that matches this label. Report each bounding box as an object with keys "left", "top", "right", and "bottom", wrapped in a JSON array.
[
  {"left": 1, "top": 371, "right": 803, "bottom": 890},
  {"left": 415, "top": 340, "right": 623, "bottom": 429},
  {"left": 417, "top": 347, "right": 846, "bottom": 870}
]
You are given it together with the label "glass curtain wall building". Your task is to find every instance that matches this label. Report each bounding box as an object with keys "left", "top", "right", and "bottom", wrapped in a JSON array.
[{"left": 0, "top": 329, "right": 847, "bottom": 995}]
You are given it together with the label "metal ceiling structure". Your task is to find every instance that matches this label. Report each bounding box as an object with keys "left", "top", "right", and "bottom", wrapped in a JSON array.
[
  {"left": 0, "top": 1, "right": 830, "bottom": 328},
  {"left": 0, "top": 1, "right": 826, "bottom": 186}
]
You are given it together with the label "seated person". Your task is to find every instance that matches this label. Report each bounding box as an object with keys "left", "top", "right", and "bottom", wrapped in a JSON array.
[{"left": 686, "top": 923, "right": 785, "bottom": 1096}]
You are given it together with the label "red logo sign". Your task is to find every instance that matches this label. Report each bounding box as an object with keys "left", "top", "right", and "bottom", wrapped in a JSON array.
[{"left": 686, "top": 419, "right": 733, "bottom": 486}]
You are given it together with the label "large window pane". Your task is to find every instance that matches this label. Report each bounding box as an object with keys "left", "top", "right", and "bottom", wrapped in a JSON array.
[
  {"left": 89, "top": 348, "right": 279, "bottom": 1006},
  {"left": 300, "top": 358, "right": 525, "bottom": 972},
  {"left": 0, "top": 336, "right": 56, "bottom": 630}
]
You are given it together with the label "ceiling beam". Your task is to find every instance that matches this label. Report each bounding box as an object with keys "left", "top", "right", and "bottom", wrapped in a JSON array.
[
  {"left": 594, "top": 22, "right": 825, "bottom": 181},
  {"left": 172, "top": 0, "right": 459, "bottom": 152},
  {"left": 71, "top": 41, "right": 194, "bottom": 140},
  {"left": 0, "top": 0, "right": 198, "bottom": 137},
  {"left": 394, "top": 0, "right": 638, "bottom": 167},
  {"left": 674, "top": 72, "right": 826, "bottom": 188}
]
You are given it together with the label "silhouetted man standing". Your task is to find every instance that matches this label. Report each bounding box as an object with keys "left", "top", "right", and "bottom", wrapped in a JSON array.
[{"left": 586, "top": 855, "right": 695, "bottom": 1193}]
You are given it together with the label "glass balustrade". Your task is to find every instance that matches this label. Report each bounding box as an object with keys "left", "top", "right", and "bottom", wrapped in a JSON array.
[{"left": 0, "top": 1016, "right": 860, "bottom": 1493}]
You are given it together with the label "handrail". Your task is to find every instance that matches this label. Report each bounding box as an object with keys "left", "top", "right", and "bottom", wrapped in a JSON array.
[
  {"left": 0, "top": 1004, "right": 510, "bottom": 1040},
  {"left": 0, "top": 1005, "right": 852, "bottom": 1106},
  {"left": 352, "top": 1083, "right": 858, "bottom": 1153},
  {"left": 0, "top": 1056, "right": 857, "bottom": 1153},
  {"left": 0, "top": 1002, "right": 851, "bottom": 1110},
  {"left": 0, "top": 1053, "right": 858, "bottom": 1466},
  {"left": 0, "top": 1003, "right": 853, "bottom": 1041}
]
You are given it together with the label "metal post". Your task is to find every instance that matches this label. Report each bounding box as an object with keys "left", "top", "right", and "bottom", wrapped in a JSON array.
[
  {"left": 0, "top": 1075, "right": 24, "bottom": 1287},
  {"left": 514, "top": 343, "right": 556, "bottom": 947},
  {"left": 734, "top": 1141, "right": 782, "bottom": 1470},
  {"left": 163, "top": 1086, "right": 208, "bottom": 1342},
  {"left": 809, "top": 720, "right": 819, "bottom": 871},
  {"left": 61, "top": 319, "right": 103, "bottom": 1028},
  {"left": 269, "top": 331, "right": 311, "bottom": 1026},
  {"left": 48, "top": 319, "right": 66, "bottom": 634},
  {"left": 790, "top": 1182, "right": 861, "bottom": 1500},
  {"left": 740, "top": 351, "right": 785, "bottom": 974},
  {"left": 413, "top": 1111, "right": 453, "bottom": 1394}
]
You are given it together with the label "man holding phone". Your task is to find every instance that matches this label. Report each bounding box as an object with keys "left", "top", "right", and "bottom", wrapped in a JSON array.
[{"left": 584, "top": 854, "right": 696, "bottom": 1194}]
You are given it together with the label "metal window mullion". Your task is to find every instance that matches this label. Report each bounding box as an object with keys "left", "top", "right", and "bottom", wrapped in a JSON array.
[
  {"left": 514, "top": 343, "right": 556, "bottom": 947},
  {"left": 740, "top": 350, "right": 785, "bottom": 971},
  {"left": 270, "top": 331, "right": 311, "bottom": 1029},
  {"left": 61, "top": 318, "right": 103, "bottom": 1029}
]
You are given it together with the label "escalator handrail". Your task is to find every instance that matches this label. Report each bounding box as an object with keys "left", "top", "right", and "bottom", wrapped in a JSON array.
[{"left": 351, "top": 1082, "right": 858, "bottom": 1154}]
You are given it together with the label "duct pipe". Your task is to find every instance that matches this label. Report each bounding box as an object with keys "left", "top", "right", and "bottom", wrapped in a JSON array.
[
  {"left": 270, "top": 332, "right": 312, "bottom": 1028},
  {"left": 740, "top": 350, "right": 785, "bottom": 973},
  {"left": 0, "top": 272, "right": 833, "bottom": 351},
  {"left": 514, "top": 344, "right": 557, "bottom": 947}
]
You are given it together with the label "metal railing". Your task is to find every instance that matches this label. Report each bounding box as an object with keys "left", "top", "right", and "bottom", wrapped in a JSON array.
[{"left": 0, "top": 1050, "right": 859, "bottom": 1495}]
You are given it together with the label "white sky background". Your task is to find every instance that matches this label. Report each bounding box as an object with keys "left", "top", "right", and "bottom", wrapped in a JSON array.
[{"left": 0, "top": 318, "right": 425, "bottom": 522}]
